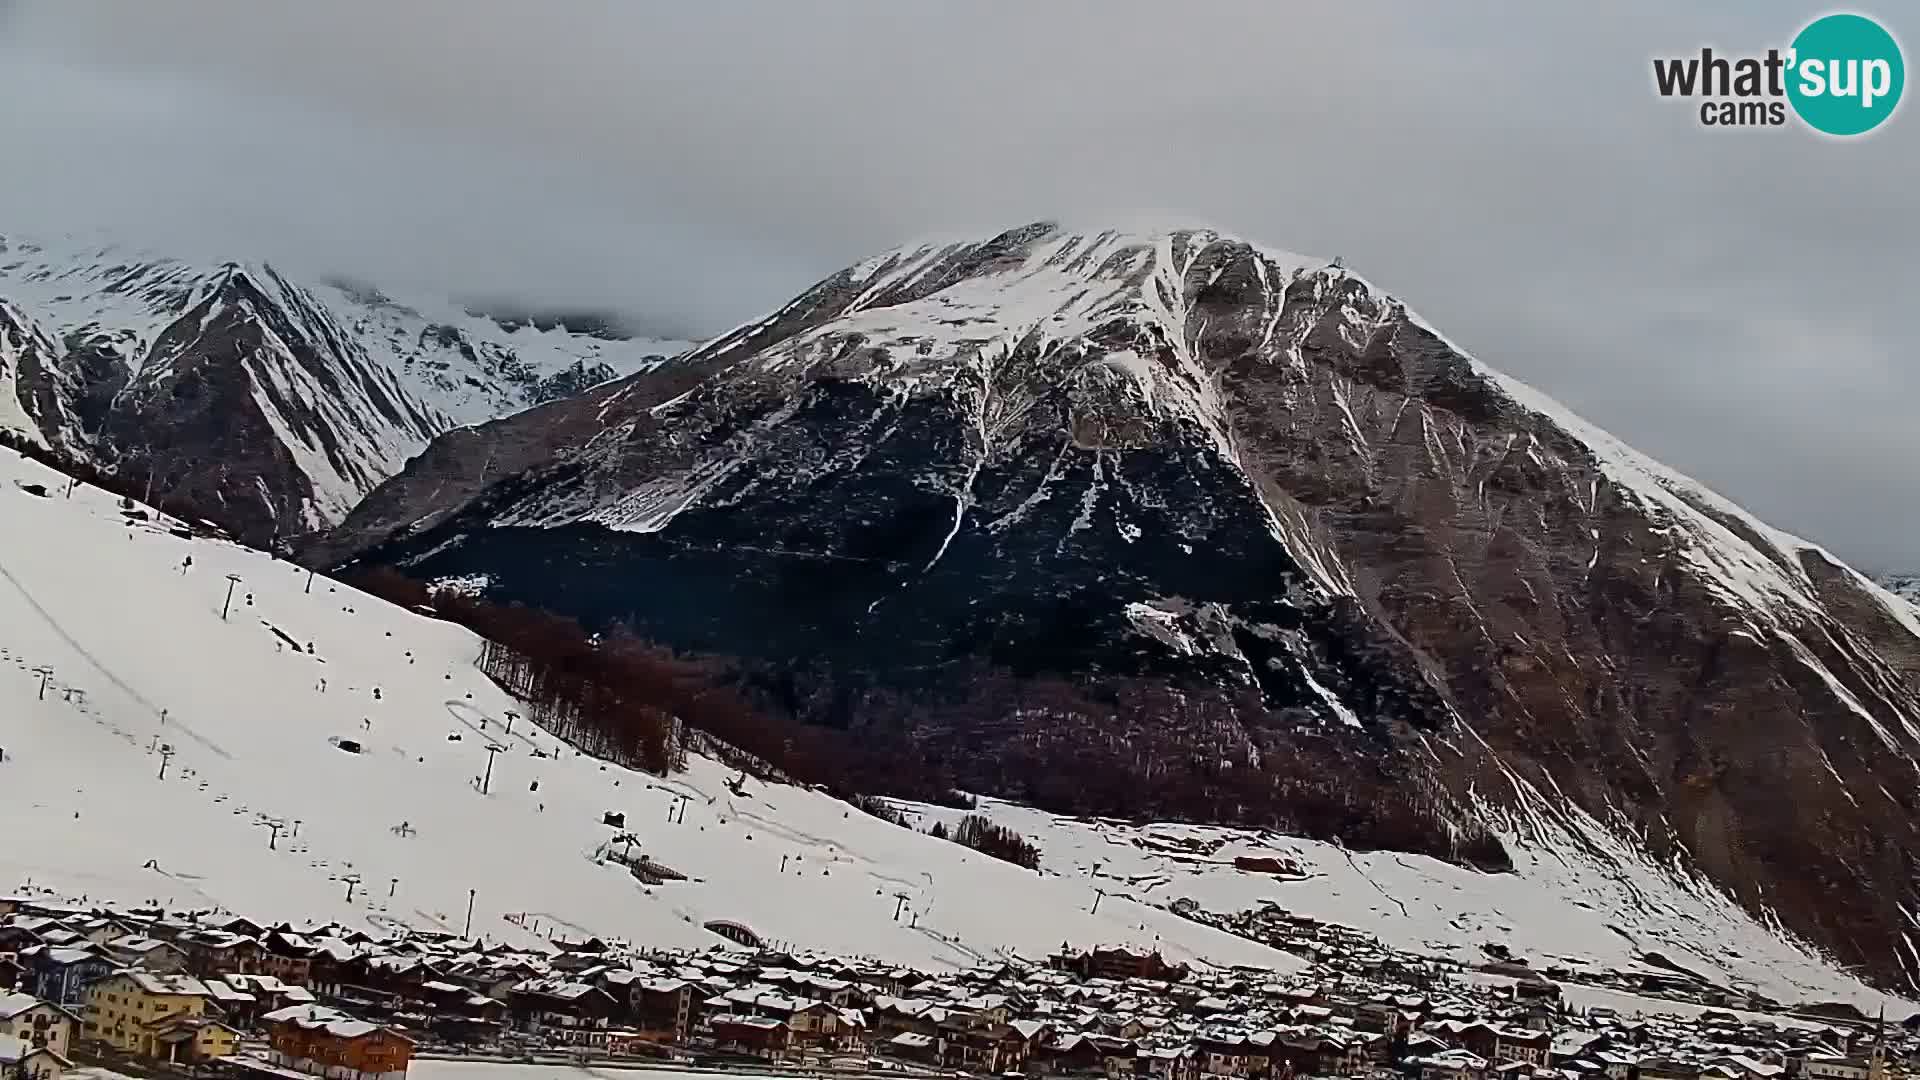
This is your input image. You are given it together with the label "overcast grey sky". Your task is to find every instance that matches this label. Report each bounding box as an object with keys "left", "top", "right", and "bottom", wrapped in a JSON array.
[{"left": 0, "top": 1, "right": 1914, "bottom": 570}]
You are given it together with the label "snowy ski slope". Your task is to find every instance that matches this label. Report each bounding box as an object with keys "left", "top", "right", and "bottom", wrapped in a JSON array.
[
  {"left": 0, "top": 445, "right": 1290, "bottom": 972},
  {"left": 889, "top": 798, "right": 1905, "bottom": 1011}
]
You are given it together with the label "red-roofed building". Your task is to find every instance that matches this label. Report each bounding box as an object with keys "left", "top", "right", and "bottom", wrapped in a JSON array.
[
  {"left": 708, "top": 1013, "right": 792, "bottom": 1061},
  {"left": 1049, "top": 945, "right": 1189, "bottom": 983},
  {"left": 263, "top": 1004, "right": 414, "bottom": 1080}
]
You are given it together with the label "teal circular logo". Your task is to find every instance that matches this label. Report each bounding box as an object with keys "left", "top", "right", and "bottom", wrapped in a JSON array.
[{"left": 1787, "top": 13, "right": 1904, "bottom": 135}]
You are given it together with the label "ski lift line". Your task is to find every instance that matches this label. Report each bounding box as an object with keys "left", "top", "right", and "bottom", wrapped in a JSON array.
[
  {"left": 656, "top": 772, "right": 954, "bottom": 925},
  {"left": 0, "top": 549, "right": 232, "bottom": 759}
]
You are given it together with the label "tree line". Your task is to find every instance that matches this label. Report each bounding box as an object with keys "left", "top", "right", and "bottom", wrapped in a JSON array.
[
  {"left": 344, "top": 565, "right": 1508, "bottom": 872},
  {"left": 943, "top": 814, "right": 1042, "bottom": 870},
  {"left": 342, "top": 566, "right": 963, "bottom": 803},
  {"left": 0, "top": 428, "right": 241, "bottom": 543}
]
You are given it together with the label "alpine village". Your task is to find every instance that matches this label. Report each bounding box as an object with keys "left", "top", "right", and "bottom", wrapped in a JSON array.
[{"left": 0, "top": 886, "right": 1911, "bottom": 1080}]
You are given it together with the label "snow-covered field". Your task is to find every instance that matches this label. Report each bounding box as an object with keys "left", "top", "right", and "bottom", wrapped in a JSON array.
[
  {"left": 0, "top": 443, "right": 1902, "bottom": 1012},
  {"left": 0, "top": 446, "right": 1290, "bottom": 973},
  {"left": 891, "top": 792, "right": 1904, "bottom": 1011},
  {"left": 1460, "top": 973, "right": 1832, "bottom": 1029}
]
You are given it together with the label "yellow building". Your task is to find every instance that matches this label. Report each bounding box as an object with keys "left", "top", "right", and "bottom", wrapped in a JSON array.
[
  {"left": 84, "top": 970, "right": 233, "bottom": 1062},
  {"left": 149, "top": 1015, "right": 242, "bottom": 1063}
]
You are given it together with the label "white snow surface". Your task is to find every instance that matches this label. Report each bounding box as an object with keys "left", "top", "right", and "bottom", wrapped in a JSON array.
[
  {"left": 884, "top": 792, "right": 1908, "bottom": 1014},
  {"left": 0, "top": 445, "right": 1291, "bottom": 974}
]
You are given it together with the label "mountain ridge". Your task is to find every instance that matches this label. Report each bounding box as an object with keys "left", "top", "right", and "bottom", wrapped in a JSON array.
[{"left": 0, "top": 231, "right": 695, "bottom": 542}]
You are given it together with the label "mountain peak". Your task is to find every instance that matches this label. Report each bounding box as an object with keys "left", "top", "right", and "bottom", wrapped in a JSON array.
[
  {"left": 328, "top": 225, "right": 1920, "bottom": 993},
  {"left": 842, "top": 219, "right": 1327, "bottom": 295}
]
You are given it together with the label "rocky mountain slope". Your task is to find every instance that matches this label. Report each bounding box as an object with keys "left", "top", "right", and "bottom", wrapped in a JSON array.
[
  {"left": 317, "top": 223, "right": 1920, "bottom": 991},
  {"left": 0, "top": 233, "right": 692, "bottom": 543}
]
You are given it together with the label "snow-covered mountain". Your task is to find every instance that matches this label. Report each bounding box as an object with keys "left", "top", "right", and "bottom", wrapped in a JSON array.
[
  {"left": 0, "top": 443, "right": 1905, "bottom": 1011},
  {"left": 0, "top": 233, "right": 693, "bottom": 542},
  {"left": 318, "top": 223, "right": 1920, "bottom": 993}
]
